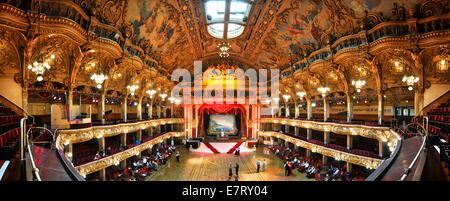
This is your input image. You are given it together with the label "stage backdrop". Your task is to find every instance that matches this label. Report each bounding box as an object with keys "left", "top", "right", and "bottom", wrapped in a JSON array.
[{"left": 197, "top": 103, "right": 247, "bottom": 139}]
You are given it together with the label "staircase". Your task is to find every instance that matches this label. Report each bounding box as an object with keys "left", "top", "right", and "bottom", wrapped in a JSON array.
[
  {"left": 203, "top": 142, "right": 220, "bottom": 154},
  {"left": 227, "top": 142, "right": 243, "bottom": 154}
]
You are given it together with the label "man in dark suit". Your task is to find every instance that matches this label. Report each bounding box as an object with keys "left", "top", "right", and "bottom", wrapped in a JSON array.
[{"left": 235, "top": 163, "right": 239, "bottom": 176}]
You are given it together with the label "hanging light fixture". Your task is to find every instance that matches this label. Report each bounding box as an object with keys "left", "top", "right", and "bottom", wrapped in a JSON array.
[
  {"left": 352, "top": 79, "right": 366, "bottom": 93},
  {"left": 218, "top": 42, "right": 230, "bottom": 58},
  {"left": 437, "top": 45, "right": 448, "bottom": 71},
  {"left": 296, "top": 91, "right": 306, "bottom": 99},
  {"left": 402, "top": 75, "right": 419, "bottom": 91},
  {"left": 160, "top": 93, "right": 168, "bottom": 101},
  {"left": 127, "top": 81, "right": 139, "bottom": 96},
  {"left": 27, "top": 1, "right": 54, "bottom": 82},
  {"left": 91, "top": 73, "right": 108, "bottom": 89},
  {"left": 282, "top": 94, "right": 291, "bottom": 102},
  {"left": 146, "top": 89, "right": 156, "bottom": 98},
  {"left": 318, "top": 87, "right": 330, "bottom": 96}
]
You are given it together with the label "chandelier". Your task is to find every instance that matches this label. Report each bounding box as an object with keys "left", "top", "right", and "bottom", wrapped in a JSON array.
[
  {"left": 296, "top": 91, "right": 306, "bottom": 99},
  {"left": 91, "top": 73, "right": 108, "bottom": 89},
  {"left": 318, "top": 87, "right": 330, "bottom": 96},
  {"left": 28, "top": 55, "right": 54, "bottom": 81},
  {"left": 146, "top": 89, "right": 156, "bottom": 98},
  {"left": 402, "top": 75, "right": 419, "bottom": 91},
  {"left": 127, "top": 82, "right": 139, "bottom": 96},
  {"left": 160, "top": 93, "right": 167, "bottom": 101},
  {"left": 352, "top": 79, "right": 366, "bottom": 93},
  {"left": 282, "top": 94, "right": 291, "bottom": 102},
  {"left": 218, "top": 42, "right": 230, "bottom": 58}
]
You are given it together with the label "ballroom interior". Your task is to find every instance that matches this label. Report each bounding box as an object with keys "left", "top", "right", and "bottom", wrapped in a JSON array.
[{"left": 0, "top": 0, "right": 449, "bottom": 181}]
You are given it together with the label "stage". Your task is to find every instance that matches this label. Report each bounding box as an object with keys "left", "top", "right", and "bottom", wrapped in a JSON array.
[{"left": 190, "top": 141, "right": 256, "bottom": 154}]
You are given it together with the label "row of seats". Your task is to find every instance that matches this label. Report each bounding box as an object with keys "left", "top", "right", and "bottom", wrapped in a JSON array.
[{"left": 0, "top": 116, "right": 21, "bottom": 124}]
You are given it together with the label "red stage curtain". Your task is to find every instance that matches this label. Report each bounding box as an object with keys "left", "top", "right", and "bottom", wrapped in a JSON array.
[{"left": 197, "top": 103, "right": 247, "bottom": 138}]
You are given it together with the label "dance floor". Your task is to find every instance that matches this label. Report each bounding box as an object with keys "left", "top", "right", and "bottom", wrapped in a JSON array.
[{"left": 146, "top": 147, "right": 314, "bottom": 181}]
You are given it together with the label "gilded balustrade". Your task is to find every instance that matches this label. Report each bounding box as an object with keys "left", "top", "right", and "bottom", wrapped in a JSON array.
[
  {"left": 74, "top": 131, "right": 184, "bottom": 177},
  {"left": 56, "top": 118, "right": 184, "bottom": 150},
  {"left": 261, "top": 118, "right": 401, "bottom": 150},
  {"left": 258, "top": 131, "right": 383, "bottom": 169}
]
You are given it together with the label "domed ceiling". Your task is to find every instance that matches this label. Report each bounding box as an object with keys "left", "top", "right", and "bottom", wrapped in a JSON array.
[{"left": 121, "top": 0, "right": 423, "bottom": 74}]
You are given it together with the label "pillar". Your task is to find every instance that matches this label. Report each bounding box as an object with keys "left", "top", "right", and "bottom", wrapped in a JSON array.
[
  {"left": 157, "top": 105, "right": 161, "bottom": 119},
  {"left": 121, "top": 96, "right": 127, "bottom": 122},
  {"left": 295, "top": 102, "right": 299, "bottom": 118},
  {"left": 278, "top": 104, "right": 282, "bottom": 117},
  {"left": 306, "top": 128, "right": 312, "bottom": 140},
  {"left": 120, "top": 160, "right": 126, "bottom": 170},
  {"left": 346, "top": 135, "right": 353, "bottom": 151},
  {"left": 285, "top": 103, "right": 289, "bottom": 117},
  {"left": 137, "top": 129, "right": 142, "bottom": 143},
  {"left": 379, "top": 140, "right": 384, "bottom": 158},
  {"left": 306, "top": 149, "right": 311, "bottom": 158},
  {"left": 98, "top": 92, "right": 106, "bottom": 124},
  {"left": 306, "top": 98, "right": 312, "bottom": 120},
  {"left": 66, "top": 143, "right": 73, "bottom": 162},
  {"left": 346, "top": 93, "right": 353, "bottom": 123},
  {"left": 67, "top": 91, "right": 73, "bottom": 121},
  {"left": 99, "top": 168, "right": 106, "bottom": 181},
  {"left": 322, "top": 155, "right": 327, "bottom": 164},
  {"left": 377, "top": 89, "right": 384, "bottom": 125},
  {"left": 324, "top": 131, "right": 330, "bottom": 145},
  {"left": 346, "top": 162, "right": 352, "bottom": 173},
  {"left": 414, "top": 89, "right": 424, "bottom": 116},
  {"left": 148, "top": 103, "right": 153, "bottom": 119},
  {"left": 294, "top": 126, "right": 299, "bottom": 136},
  {"left": 98, "top": 136, "right": 105, "bottom": 152},
  {"left": 137, "top": 98, "right": 143, "bottom": 121},
  {"left": 323, "top": 97, "right": 330, "bottom": 121},
  {"left": 121, "top": 133, "right": 127, "bottom": 147}
]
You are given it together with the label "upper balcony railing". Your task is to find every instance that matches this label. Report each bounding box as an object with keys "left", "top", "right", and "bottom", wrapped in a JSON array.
[{"left": 56, "top": 118, "right": 184, "bottom": 150}]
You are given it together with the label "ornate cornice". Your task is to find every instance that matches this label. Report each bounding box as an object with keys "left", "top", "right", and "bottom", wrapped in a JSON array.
[{"left": 258, "top": 131, "right": 383, "bottom": 169}]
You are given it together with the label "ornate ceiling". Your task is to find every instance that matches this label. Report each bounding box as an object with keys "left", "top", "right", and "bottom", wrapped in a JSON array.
[{"left": 0, "top": 0, "right": 449, "bottom": 105}]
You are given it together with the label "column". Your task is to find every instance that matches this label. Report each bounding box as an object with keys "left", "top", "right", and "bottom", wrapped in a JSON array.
[
  {"left": 294, "top": 102, "right": 299, "bottom": 118},
  {"left": 322, "top": 155, "right": 327, "bottom": 164},
  {"left": 414, "top": 89, "right": 424, "bottom": 116},
  {"left": 306, "top": 98, "right": 312, "bottom": 120},
  {"left": 67, "top": 91, "right": 73, "bottom": 121},
  {"left": 294, "top": 126, "right": 299, "bottom": 136},
  {"left": 157, "top": 105, "right": 161, "bottom": 118},
  {"left": 137, "top": 98, "right": 143, "bottom": 121},
  {"left": 379, "top": 140, "right": 384, "bottom": 158},
  {"left": 137, "top": 129, "right": 142, "bottom": 143},
  {"left": 120, "top": 160, "right": 126, "bottom": 170},
  {"left": 324, "top": 131, "right": 330, "bottom": 145},
  {"left": 346, "top": 93, "right": 353, "bottom": 123},
  {"left": 306, "top": 128, "right": 312, "bottom": 140},
  {"left": 377, "top": 89, "right": 384, "bottom": 125},
  {"left": 346, "top": 135, "right": 353, "bottom": 151},
  {"left": 120, "top": 133, "right": 127, "bottom": 147},
  {"left": 66, "top": 143, "right": 73, "bottom": 162},
  {"left": 99, "top": 168, "right": 106, "bottom": 181},
  {"left": 306, "top": 149, "right": 311, "bottom": 158},
  {"left": 98, "top": 92, "right": 106, "bottom": 124},
  {"left": 121, "top": 96, "right": 127, "bottom": 122},
  {"left": 285, "top": 103, "right": 289, "bottom": 117},
  {"left": 278, "top": 104, "right": 282, "bottom": 117},
  {"left": 346, "top": 162, "right": 352, "bottom": 173},
  {"left": 323, "top": 97, "right": 330, "bottom": 121},
  {"left": 98, "top": 136, "right": 105, "bottom": 152},
  {"left": 148, "top": 103, "right": 153, "bottom": 119}
]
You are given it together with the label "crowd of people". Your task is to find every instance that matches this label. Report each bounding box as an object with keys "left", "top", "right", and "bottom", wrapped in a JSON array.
[
  {"left": 105, "top": 142, "right": 178, "bottom": 181},
  {"left": 270, "top": 145, "right": 367, "bottom": 181}
]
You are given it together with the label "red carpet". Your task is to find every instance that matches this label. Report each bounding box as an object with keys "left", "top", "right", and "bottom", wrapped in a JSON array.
[{"left": 203, "top": 142, "right": 220, "bottom": 154}]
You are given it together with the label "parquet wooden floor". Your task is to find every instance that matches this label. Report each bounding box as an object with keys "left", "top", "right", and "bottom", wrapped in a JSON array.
[{"left": 146, "top": 147, "right": 314, "bottom": 181}]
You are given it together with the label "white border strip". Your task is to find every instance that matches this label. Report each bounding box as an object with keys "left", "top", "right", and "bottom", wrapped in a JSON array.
[{"left": 0, "top": 160, "right": 10, "bottom": 181}]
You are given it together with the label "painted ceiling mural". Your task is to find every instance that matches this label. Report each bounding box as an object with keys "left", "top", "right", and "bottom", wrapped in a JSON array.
[
  {"left": 255, "top": 0, "right": 422, "bottom": 69},
  {"left": 126, "top": 0, "right": 193, "bottom": 70}
]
